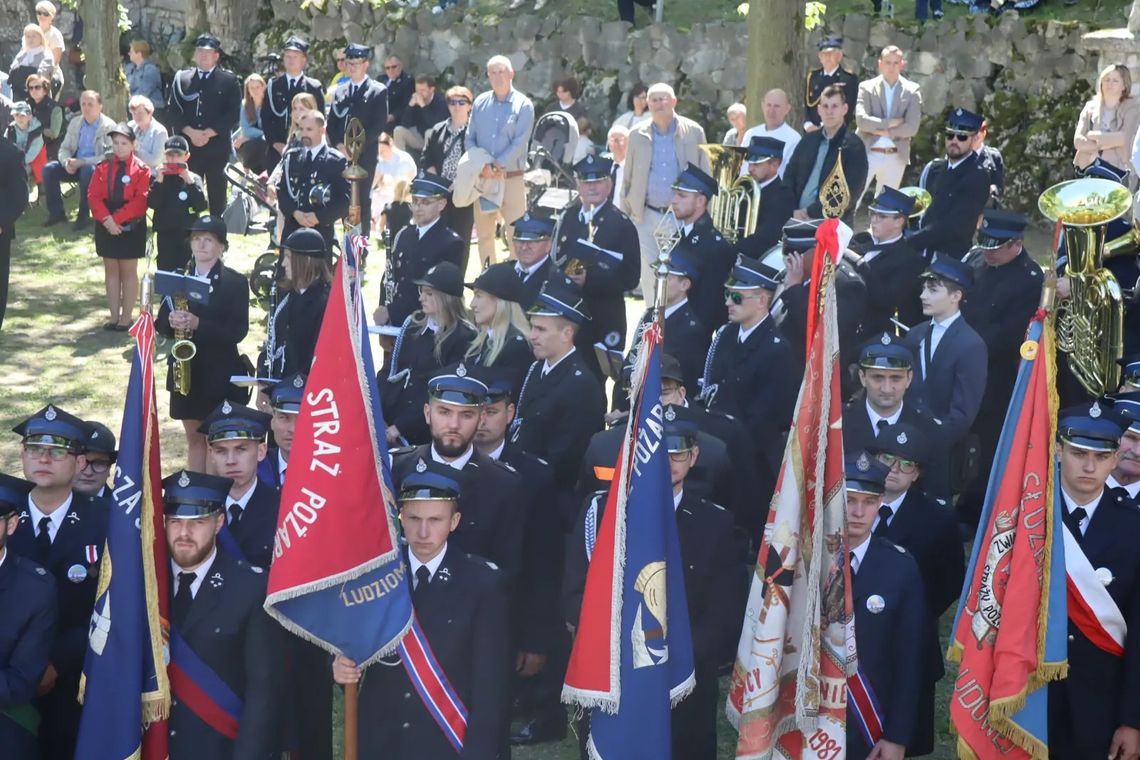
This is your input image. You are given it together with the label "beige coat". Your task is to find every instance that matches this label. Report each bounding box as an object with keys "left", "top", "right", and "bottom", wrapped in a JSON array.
[
  {"left": 854, "top": 74, "right": 923, "bottom": 164},
  {"left": 58, "top": 113, "right": 117, "bottom": 167},
  {"left": 620, "top": 114, "right": 710, "bottom": 223},
  {"left": 1073, "top": 96, "right": 1140, "bottom": 173}
]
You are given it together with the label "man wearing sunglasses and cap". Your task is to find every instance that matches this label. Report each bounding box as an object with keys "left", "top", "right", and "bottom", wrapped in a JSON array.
[
  {"left": 161, "top": 469, "right": 285, "bottom": 760},
  {"left": 333, "top": 460, "right": 510, "bottom": 758},
  {"left": 850, "top": 187, "right": 926, "bottom": 342},
  {"left": 701, "top": 255, "right": 798, "bottom": 508},
  {"left": 6, "top": 406, "right": 108, "bottom": 760},
  {"left": 0, "top": 472, "right": 56, "bottom": 760},
  {"left": 866, "top": 423, "right": 963, "bottom": 757},
  {"left": 374, "top": 173, "right": 465, "bottom": 329},
  {"left": 261, "top": 36, "right": 325, "bottom": 172},
  {"left": 842, "top": 453, "right": 926, "bottom": 760},
  {"left": 910, "top": 108, "right": 992, "bottom": 260},
  {"left": 166, "top": 33, "right": 241, "bottom": 216},
  {"left": 1049, "top": 402, "right": 1140, "bottom": 760}
]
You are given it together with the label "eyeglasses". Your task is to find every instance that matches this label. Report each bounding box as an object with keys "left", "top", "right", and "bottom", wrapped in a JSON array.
[
  {"left": 876, "top": 452, "right": 919, "bottom": 474},
  {"left": 724, "top": 289, "right": 757, "bottom": 305},
  {"left": 82, "top": 459, "right": 113, "bottom": 474},
  {"left": 945, "top": 132, "right": 973, "bottom": 142},
  {"left": 668, "top": 450, "right": 693, "bottom": 462},
  {"left": 22, "top": 444, "right": 72, "bottom": 461},
  {"left": 447, "top": 99, "right": 470, "bottom": 106}
]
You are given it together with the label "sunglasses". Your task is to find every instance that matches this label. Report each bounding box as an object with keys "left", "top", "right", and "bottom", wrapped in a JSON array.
[
  {"left": 724, "top": 289, "right": 756, "bottom": 305},
  {"left": 876, "top": 452, "right": 919, "bottom": 474},
  {"left": 447, "top": 99, "right": 470, "bottom": 106},
  {"left": 22, "top": 444, "right": 72, "bottom": 461},
  {"left": 945, "top": 131, "right": 973, "bottom": 142},
  {"left": 668, "top": 450, "right": 694, "bottom": 461}
]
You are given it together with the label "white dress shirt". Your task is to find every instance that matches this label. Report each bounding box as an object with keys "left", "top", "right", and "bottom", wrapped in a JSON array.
[
  {"left": 431, "top": 444, "right": 475, "bottom": 470},
  {"left": 542, "top": 346, "right": 576, "bottom": 376},
  {"left": 27, "top": 493, "right": 73, "bottom": 542},
  {"left": 849, "top": 537, "right": 871, "bottom": 574},
  {"left": 1061, "top": 487, "right": 1103, "bottom": 535},
  {"left": 866, "top": 400, "right": 903, "bottom": 435},
  {"left": 410, "top": 543, "right": 448, "bottom": 587},
  {"left": 171, "top": 547, "right": 219, "bottom": 599}
]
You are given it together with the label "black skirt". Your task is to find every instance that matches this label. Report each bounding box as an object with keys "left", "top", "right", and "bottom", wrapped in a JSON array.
[{"left": 95, "top": 219, "right": 148, "bottom": 260}]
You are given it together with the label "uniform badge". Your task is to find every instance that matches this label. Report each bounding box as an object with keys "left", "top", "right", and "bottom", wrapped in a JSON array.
[
  {"left": 897, "top": 431, "right": 908, "bottom": 444},
  {"left": 880, "top": 333, "right": 891, "bottom": 345},
  {"left": 85, "top": 544, "right": 99, "bottom": 564},
  {"left": 856, "top": 452, "right": 870, "bottom": 471},
  {"left": 67, "top": 511, "right": 81, "bottom": 525},
  {"left": 604, "top": 331, "right": 621, "bottom": 348},
  {"left": 222, "top": 400, "right": 233, "bottom": 414},
  {"left": 1090, "top": 401, "right": 1102, "bottom": 419},
  {"left": 415, "top": 458, "right": 427, "bottom": 473},
  {"left": 35, "top": 566, "right": 46, "bottom": 576},
  {"left": 665, "top": 407, "right": 676, "bottom": 421},
  {"left": 1096, "top": 567, "right": 1114, "bottom": 586},
  {"left": 456, "top": 363, "right": 467, "bottom": 377},
  {"left": 293, "top": 375, "right": 304, "bottom": 388},
  {"left": 691, "top": 235, "right": 700, "bottom": 244},
  {"left": 866, "top": 594, "right": 886, "bottom": 614},
  {"left": 437, "top": 567, "right": 451, "bottom": 582},
  {"left": 122, "top": 175, "right": 131, "bottom": 184},
  {"left": 45, "top": 405, "right": 57, "bottom": 421},
  {"left": 178, "top": 471, "right": 191, "bottom": 488},
  {"left": 208, "top": 571, "right": 224, "bottom": 589},
  {"left": 68, "top": 564, "right": 88, "bottom": 583},
  {"left": 178, "top": 191, "right": 189, "bottom": 201}
]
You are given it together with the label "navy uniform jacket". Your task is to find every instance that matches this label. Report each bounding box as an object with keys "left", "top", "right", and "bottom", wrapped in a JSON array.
[
  {"left": 148, "top": 171, "right": 207, "bottom": 234},
  {"left": 9, "top": 494, "right": 108, "bottom": 760},
  {"left": 1049, "top": 489, "right": 1140, "bottom": 757},
  {"left": 166, "top": 68, "right": 242, "bottom": 161},
  {"left": 737, "top": 175, "right": 798, "bottom": 258},
  {"left": 269, "top": 283, "right": 330, "bottom": 378},
  {"left": 468, "top": 325, "right": 534, "bottom": 399},
  {"left": 169, "top": 551, "right": 285, "bottom": 760},
  {"left": 358, "top": 547, "right": 509, "bottom": 759},
  {"left": 702, "top": 318, "right": 798, "bottom": 503},
  {"left": 380, "top": 72, "right": 414, "bottom": 133},
  {"left": 518, "top": 257, "right": 556, "bottom": 309},
  {"left": 276, "top": 145, "right": 351, "bottom": 248},
  {"left": 156, "top": 260, "right": 251, "bottom": 414},
  {"left": 616, "top": 302, "right": 710, "bottom": 409},
  {"left": 512, "top": 351, "right": 607, "bottom": 492},
  {"left": 380, "top": 321, "right": 477, "bottom": 445},
  {"left": 0, "top": 137, "right": 29, "bottom": 243},
  {"left": 382, "top": 221, "right": 466, "bottom": 328},
  {"left": 804, "top": 67, "right": 859, "bottom": 129},
  {"left": 227, "top": 481, "right": 280, "bottom": 571},
  {"left": 842, "top": 398, "right": 951, "bottom": 503},
  {"left": 848, "top": 538, "right": 926, "bottom": 760},
  {"left": 260, "top": 73, "right": 325, "bottom": 150},
  {"left": 961, "top": 247, "right": 1042, "bottom": 429},
  {"left": 903, "top": 315, "right": 988, "bottom": 446},
  {"left": 911, "top": 154, "right": 992, "bottom": 259},
  {"left": 678, "top": 214, "right": 736, "bottom": 334},
  {"left": 876, "top": 489, "right": 964, "bottom": 755},
  {"left": 556, "top": 200, "right": 641, "bottom": 365},
  {"left": 327, "top": 78, "right": 388, "bottom": 172},
  {"left": 851, "top": 233, "right": 927, "bottom": 339},
  {"left": 784, "top": 125, "right": 868, "bottom": 226},
  {"left": 392, "top": 445, "right": 527, "bottom": 590},
  {"left": 773, "top": 259, "right": 867, "bottom": 368},
  {"left": 0, "top": 552, "right": 57, "bottom": 760},
  {"left": 256, "top": 447, "right": 285, "bottom": 491}
]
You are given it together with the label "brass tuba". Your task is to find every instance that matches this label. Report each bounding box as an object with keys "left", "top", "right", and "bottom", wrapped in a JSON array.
[
  {"left": 170, "top": 292, "right": 197, "bottom": 396},
  {"left": 1038, "top": 178, "right": 1133, "bottom": 396},
  {"left": 698, "top": 144, "right": 759, "bottom": 245}
]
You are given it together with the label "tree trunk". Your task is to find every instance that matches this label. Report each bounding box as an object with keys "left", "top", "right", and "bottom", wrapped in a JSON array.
[
  {"left": 80, "top": 0, "right": 129, "bottom": 120},
  {"left": 745, "top": 0, "right": 805, "bottom": 125}
]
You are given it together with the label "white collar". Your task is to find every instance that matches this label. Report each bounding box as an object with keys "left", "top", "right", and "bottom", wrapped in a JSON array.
[
  {"left": 823, "top": 67, "right": 839, "bottom": 76},
  {"left": 737, "top": 313, "right": 769, "bottom": 343},
  {"left": 1062, "top": 486, "right": 1104, "bottom": 522},
  {"left": 27, "top": 491, "right": 73, "bottom": 539},
  {"left": 947, "top": 156, "right": 967, "bottom": 169},
  {"left": 431, "top": 443, "right": 475, "bottom": 470},
  {"left": 673, "top": 488, "right": 683, "bottom": 511},
  {"left": 871, "top": 233, "right": 903, "bottom": 246},
  {"left": 197, "top": 67, "right": 216, "bottom": 76},
  {"left": 278, "top": 449, "right": 288, "bottom": 479},
  {"left": 486, "top": 440, "right": 506, "bottom": 462},
  {"left": 517, "top": 256, "right": 549, "bottom": 277},
  {"left": 307, "top": 143, "right": 325, "bottom": 160},
  {"left": 866, "top": 399, "right": 902, "bottom": 429},
  {"left": 543, "top": 346, "right": 576, "bottom": 375},
  {"left": 171, "top": 546, "right": 218, "bottom": 598},
  {"left": 759, "top": 175, "right": 780, "bottom": 190},
  {"left": 849, "top": 536, "right": 871, "bottom": 572},
  {"left": 0, "top": 546, "right": 5, "bottom": 569},
  {"left": 872, "top": 490, "right": 907, "bottom": 532},
  {"left": 664, "top": 297, "right": 688, "bottom": 320},
  {"left": 931, "top": 311, "right": 961, "bottom": 330},
  {"left": 409, "top": 542, "right": 448, "bottom": 583},
  {"left": 417, "top": 217, "right": 440, "bottom": 238},
  {"left": 226, "top": 479, "right": 258, "bottom": 515},
  {"left": 1108, "top": 474, "right": 1140, "bottom": 500}
]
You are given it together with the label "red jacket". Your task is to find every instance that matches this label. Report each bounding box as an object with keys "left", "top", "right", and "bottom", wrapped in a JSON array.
[{"left": 88, "top": 153, "right": 152, "bottom": 225}]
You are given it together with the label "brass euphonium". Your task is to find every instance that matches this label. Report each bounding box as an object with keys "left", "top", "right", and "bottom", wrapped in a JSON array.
[
  {"left": 698, "top": 144, "right": 759, "bottom": 244},
  {"left": 898, "top": 186, "right": 932, "bottom": 219},
  {"left": 1038, "top": 178, "right": 1133, "bottom": 396},
  {"left": 170, "top": 292, "right": 197, "bottom": 396}
]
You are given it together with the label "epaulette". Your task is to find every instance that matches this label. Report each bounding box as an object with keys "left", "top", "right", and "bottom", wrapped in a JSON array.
[
  {"left": 390, "top": 445, "right": 417, "bottom": 456},
  {"left": 707, "top": 501, "right": 727, "bottom": 513},
  {"left": 492, "top": 459, "right": 517, "bottom": 474}
]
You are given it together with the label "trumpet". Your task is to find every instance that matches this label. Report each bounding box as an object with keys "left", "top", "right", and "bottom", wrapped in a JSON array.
[{"left": 170, "top": 292, "right": 197, "bottom": 396}]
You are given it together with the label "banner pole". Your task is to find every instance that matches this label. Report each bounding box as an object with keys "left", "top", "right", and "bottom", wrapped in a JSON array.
[{"left": 344, "top": 682, "right": 359, "bottom": 760}]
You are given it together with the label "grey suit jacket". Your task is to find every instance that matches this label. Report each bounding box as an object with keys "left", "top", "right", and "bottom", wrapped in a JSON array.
[
  {"left": 855, "top": 75, "right": 923, "bottom": 164},
  {"left": 620, "top": 113, "right": 710, "bottom": 223}
]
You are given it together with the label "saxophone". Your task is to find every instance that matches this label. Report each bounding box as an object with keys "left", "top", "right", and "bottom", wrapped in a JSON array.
[{"left": 170, "top": 292, "right": 197, "bottom": 396}]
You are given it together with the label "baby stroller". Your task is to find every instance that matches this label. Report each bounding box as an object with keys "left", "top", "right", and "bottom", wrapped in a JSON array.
[{"left": 525, "top": 111, "right": 580, "bottom": 214}]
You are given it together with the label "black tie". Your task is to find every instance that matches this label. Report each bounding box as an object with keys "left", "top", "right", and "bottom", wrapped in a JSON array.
[
  {"left": 874, "top": 505, "right": 893, "bottom": 537},
  {"left": 289, "top": 77, "right": 299, "bottom": 94},
  {"left": 413, "top": 566, "right": 431, "bottom": 602},
  {"left": 228, "top": 504, "right": 243, "bottom": 526},
  {"left": 172, "top": 571, "right": 195, "bottom": 628},
  {"left": 35, "top": 516, "right": 52, "bottom": 562},
  {"left": 516, "top": 265, "right": 527, "bottom": 281},
  {"left": 1064, "top": 507, "right": 1088, "bottom": 540},
  {"left": 875, "top": 419, "right": 889, "bottom": 437},
  {"left": 349, "top": 84, "right": 358, "bottom": 99},
  {"left": 848, "top": 550, "right": 857, "bottom": 575}
]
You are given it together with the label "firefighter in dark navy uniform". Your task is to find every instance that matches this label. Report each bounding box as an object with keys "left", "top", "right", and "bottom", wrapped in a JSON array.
[
  {"left": 804, "top": 36, "right": 859, "bottom": 132},
  {"left": 276, "top": 110, "right": 351, "bottom": 250},
  {"left": 260, "top": 35, "right": 325, "bottom": 171}
]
